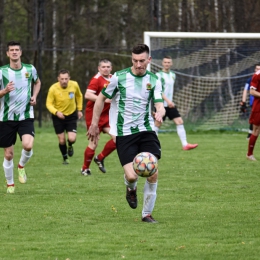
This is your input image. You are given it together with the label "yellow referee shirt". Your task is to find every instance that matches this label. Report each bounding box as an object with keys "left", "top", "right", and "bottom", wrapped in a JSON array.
[{"left": 46, "top": 80, "right": 83, "bottom": 116}]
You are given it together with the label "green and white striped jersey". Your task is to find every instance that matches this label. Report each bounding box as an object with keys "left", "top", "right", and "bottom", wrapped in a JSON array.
[
  {"left": 156, "top": 70, "right": 176, "bottom": 107},
  {"left": 102, "top": 67, "right": 163, "bottom": 136},
  {"left": 0, "top": 63, "right": 38, "bottom": 121}
]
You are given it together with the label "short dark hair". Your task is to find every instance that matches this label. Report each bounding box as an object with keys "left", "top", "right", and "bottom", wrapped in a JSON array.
[
  {"left": 98, "top": 58, "right": 112, "bottom": 66},
  {"left": 163, "top": 55, "right": 172, "bottom": 60},
  {"left": 7, "top": 41, "right": 21, "bottom": 51},
  {"left": 132, "top": 44, "right": 150, "bottom": 55},
  {"left": 58, "top": 69, "right": 70, "bottom": 76}
]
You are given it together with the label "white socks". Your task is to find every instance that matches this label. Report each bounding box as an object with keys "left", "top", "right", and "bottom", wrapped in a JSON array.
[
  {"left": 124, "top": 174, "right": 137, "bottom": 190},
  {"left": 142, "top": 180, "right": 158, "bottom": 218},
  {"left": 19, "top": 149, "right": 33, "bottom": 167},
  {"left": 3, "top": 158, "right": 14, "bottom": 185},
  {"left": 176, "top": 124, "right": 188, "bottom": 147}
]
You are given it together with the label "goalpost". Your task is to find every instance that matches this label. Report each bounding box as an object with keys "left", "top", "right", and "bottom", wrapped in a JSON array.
[{"left": 144, "top": 32, "right": 260, "bottom": 131}]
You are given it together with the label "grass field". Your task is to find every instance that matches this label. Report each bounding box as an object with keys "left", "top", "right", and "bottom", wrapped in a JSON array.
[{"left": 1, "top": 126, "right": 260, "bottom": 260}]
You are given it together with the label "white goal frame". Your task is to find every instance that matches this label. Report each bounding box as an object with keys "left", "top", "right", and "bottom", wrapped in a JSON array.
[{"left": 144, "top": 32, "right": 260, "bottom": 71}]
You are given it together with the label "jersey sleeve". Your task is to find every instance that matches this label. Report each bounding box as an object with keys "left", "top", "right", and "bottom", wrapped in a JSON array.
[
  {"left": 31, "top": 65, "right": 39, "bottom": 82},
  {"left": 46, "top": 86, "right": 57, "bottom": 115},
  {"left": 101, "top": 74, "right": 118, "bottom": 99},
  {"left": 153, "top": 77, "right": 163, "bottom": 103},
  {"left": 250, "top": 72, "right": 260, "bottom": 91},
  {"left": 75, "top": 82, "right": 83, "bottom": 111},
  {"left": 87, "top": 76, "right": 99, "bottom": 93}
]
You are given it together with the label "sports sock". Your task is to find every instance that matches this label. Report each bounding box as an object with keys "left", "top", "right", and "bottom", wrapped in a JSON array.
[
  {"left": 83, "top": 146, "right": 95, "bottom": 169},
  {"left": 59, "top": 144, "right": 68, "bottom": 159},
  {"left": 247, "top": 134, "right": 258, "bottom": 156},
  {"left": 142, "top": 180, "right": 158, "bottom": 218},
  {"left": 124, "top": 174, "right": 137, "bottom": 190},
  {"left": 176, "top": 124, "right": 188, "bottom": 147},
  {"left": 67, "top": 140, "right": 75, "bottom": 147},
  {"left": 19, "top": 149, "right": 33, "bottom": 167},
  {"left": 97, "top": 139, "right": 116, "bottom": 161},
  {"left": 3, "top": 158, "right": 14, "bottom": 186}
]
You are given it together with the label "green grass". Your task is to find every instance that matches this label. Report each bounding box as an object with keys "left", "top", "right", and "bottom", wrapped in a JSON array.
[{"left": 1, "top": 126, "right": 260, "bottom": 260}]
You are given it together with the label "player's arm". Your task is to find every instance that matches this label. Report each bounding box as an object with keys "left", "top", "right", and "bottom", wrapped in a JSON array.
[
  {"left": 162, "top": 93, "right": 174, "bottom": 108},
  {"left": 154, "top": 102, "right": 165, "bottom": 123},
  {"left": 30, "top": 78, "right": 41, "bottom": 106},
  {"left": 87, "top": 92, "right": 107, "bottom": 143},
  {"left": 85, "top": 89, "right": 98, "bottom": 101},
  {"left": 0, "top": 81, "right": 15, "bottom": 98},
  {"left": 250, "top": 88, "right": 260, "bottom": 98}
]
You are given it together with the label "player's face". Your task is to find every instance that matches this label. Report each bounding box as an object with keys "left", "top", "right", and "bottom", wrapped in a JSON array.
[
  {"left": 98, "top": 62, "right": 112, "bottom": 77},
  {"left": 162, "top": 58, "right": 172, "bottom": 71},
  {"left": 255, "top": 66, "right": 260, "bottom": 72},
  {"left": 58, "top": 73, "right": 70, "bottom": 88},
  {"left": 131, "top": 52, "right": 151, "bottom": 76},
  {"left": 6, "top": 45, "right": 22, "bottom": 62}
]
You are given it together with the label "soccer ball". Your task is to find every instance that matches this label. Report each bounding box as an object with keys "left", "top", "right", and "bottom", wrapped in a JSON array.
[{"left": 133, "top": 152, "right": 158, "bottom": 177}]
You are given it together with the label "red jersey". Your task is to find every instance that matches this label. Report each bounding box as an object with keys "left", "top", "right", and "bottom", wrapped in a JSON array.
[
  {"left": 85, "top": 72, "right": 111, "bottom": 128},
  {"left": 250, "top": 71, "right": 260, "bottom": 112}
]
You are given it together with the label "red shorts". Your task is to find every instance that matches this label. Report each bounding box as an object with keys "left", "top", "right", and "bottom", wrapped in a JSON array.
[
  {"left": 85, "top": 113, "right": 110, "bottom": 132},
  {"left": 249, "top": 111, "right": 260, "bottom": 126}
]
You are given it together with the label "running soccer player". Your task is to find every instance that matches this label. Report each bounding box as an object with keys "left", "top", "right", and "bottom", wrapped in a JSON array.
[
  {"left": 0, "top": 41, "right": 41, "bottom": 193},
  {"left": 88, "top": 44, "right": 165, "bottom": 223},
  {"left": 46, "top": 69, "right": 83, "bottom": 164},
  {"left": 81, "top": 59, "right": 116, "bottom": 176},
  {"left": 240, "top": 64, "right": 260, "bottom": 139},
  {"left": 155, "top": 56, "right": 198, "bottom": 150},
  {"left": 246, "top": 69, "right": 260, "bottom": 161}
]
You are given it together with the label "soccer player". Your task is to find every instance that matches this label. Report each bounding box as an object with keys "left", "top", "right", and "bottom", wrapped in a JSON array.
[
  {"left": 0, "top": 41, "right": 41, "bottom": 193},
  {"left": 88, "top": 44, "right": 165, "bottom": 223},
  {"left": 246, "top": 68, "right": 260, "bottom": 161},
  {"left": 46, "top": 69, "right": 83, "bottom": 164},
  {"left": 81, "top": 59, "right": 116, "bottom": 176},
  {"left": 240, "top": 64, "right": 260, "bottom": 139},
  {"left": 155, "top": 56, "right": 198, "bottom": 150}
]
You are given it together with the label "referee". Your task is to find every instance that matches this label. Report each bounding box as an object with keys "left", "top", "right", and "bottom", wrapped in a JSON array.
[{"left": 46, "top": 69, "right": 83, "bottom": 164}]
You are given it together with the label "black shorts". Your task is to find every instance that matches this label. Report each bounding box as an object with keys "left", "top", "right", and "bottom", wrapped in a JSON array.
[
  {"left": 163, "top": 106, "right": 181, "bottom": 121},
  {"left": 0, "top": 119, "right": 35, "bottom": 148},
  {"left": 116, "top": 131, "right": 161, "bottom": 166},
  {"left": 52, "top": 111, "right": 78, "bottom": 134}
]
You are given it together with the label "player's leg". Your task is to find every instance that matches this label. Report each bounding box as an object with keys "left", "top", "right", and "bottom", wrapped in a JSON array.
[
  {"left": 65, "top": 111, "right": 78, "bottom": 157},
  {"left": 94, "top": 127, "right": 116, "bottom": 173},
  {"left": 117, "top": 134, "right": 139, "bottom": 209},
  {"left": 247, "top": 124, "right": 253, "bottom": 140},
  {"left": 81, "top": 138, "right": 98, "bottom": 176},
  {"left": 171, "top": 107, "right": 198, "bottom": 150},
  {"left": 18, "top": 119, "right": 35, "bottom": 183},
  {"left": 52, "top": 115, "right": 69, "bottom": 164},
  {"left": 247, "top": 124, "right": 260, "bottom": 161},
  {"left": 139, "top": 131, "right": 160, "bottom": 223},
  {"left": 0, "top": 122, "right": 16, "bottom": 193}
]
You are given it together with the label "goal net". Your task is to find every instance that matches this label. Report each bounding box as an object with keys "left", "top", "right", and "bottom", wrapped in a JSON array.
[{"left": 144, "top": 32, "right": 260, "bottom": 131}]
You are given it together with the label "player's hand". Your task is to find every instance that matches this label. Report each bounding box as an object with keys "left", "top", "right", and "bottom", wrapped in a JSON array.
[
  {"left": 154, "top": 112, "right": 163, "bottom": 123},
  {"left": 240, "top": 101, "right": 247, "bottom": 113},
  {"left": 87, "top": 124, "right": 100, "bottom": 144},
  {"left": 168, "top": 101, "right": 175, "bottom": 108},
  {"left": 56, "top": 111, "right": 65, "bottom": 119},
  {"left": 30, "top": 96, "right": 37, "bottom": 106},
  {"left": 77, "top": 111, "right": 83, "bottom": 119},
  {"left": 5, "top": 81, "right": 15, "bottom": 93}
]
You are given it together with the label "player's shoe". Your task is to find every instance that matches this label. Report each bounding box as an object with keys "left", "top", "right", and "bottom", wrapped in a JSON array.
[
  {"left": 126, "top": 187, "right": 137, "bottom": 209},
  {"left": 182, "top": 143, "right": 198, "bottom": 150},
  {"left": 246, "top": 154, "right": 257, "bottom": 161},
  {"left": 63, "top": 159, "right": 70, "bottom": 165},
  {"left": 18, "top": 167, "right": 27, "bottom": 184},
  {"left": 68, "top": 146, "right": 74, "bottom": 157},
  {"left": 7, "top": 185, "right": 15, "bottom": 194},
  {"left": 81, "top": 168, "right": 91, "bottom": 176},
  {"left": 94, "top": 156, "right": 106, "bottom": 173},
  {"left": 142, "top": 214, "right": 158, "bottom": 223}
]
